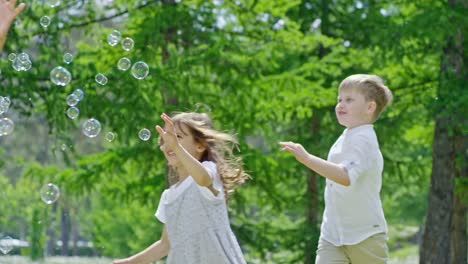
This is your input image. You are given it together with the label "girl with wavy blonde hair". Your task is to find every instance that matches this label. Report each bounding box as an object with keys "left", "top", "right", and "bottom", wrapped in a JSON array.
[{"left": 114, "top": 112, "right": 248, "bottom": 264}]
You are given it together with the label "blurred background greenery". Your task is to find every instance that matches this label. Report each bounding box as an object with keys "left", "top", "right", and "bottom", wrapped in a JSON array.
[{"left": 0, "top": 0, "right": 466, "bottom": 263}]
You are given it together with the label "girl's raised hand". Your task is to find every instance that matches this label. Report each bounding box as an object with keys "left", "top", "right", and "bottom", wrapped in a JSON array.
[
  {"left": 155, "top": 113, "right": 179, "bottom": 149},
  {"left": 0, "top": 0, "right": 26, "bottom": 28}
]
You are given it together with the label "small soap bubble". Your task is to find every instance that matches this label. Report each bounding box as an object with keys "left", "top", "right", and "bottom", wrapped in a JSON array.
[
  {"left": 95, "top": 73, "right": 108, "bottom": 85},
  {"left": 17, "top": 52, "right": 29, "bottom": 61},
  {"left": 117, "top": 57, "right": 131, "bottom": 71},
  {"left": 50, "top": 66, "right": 72, "bottom": 86},
  {"left": 105, "top": 132, "right": 116, "bottom": 142},
  {"left": 66, "top": 94, "right": 79, "bottom": 106},
  {"left": 72, "top": 88, "right": 84, "bottom": 101},
  {"left": 107, "top": 30, "right": 121, "bottom": 46},
  {"left": 0, "top": 118, "right": 14, "bottom": 136},
  {"left": 7, "top": 53, "right": 16, "bottom": 62},
  {"left": 121, "top": 37, "right": 134, "bottom": 51},
  {"left": 40, "top": 16, "right": 51, "bottom": 28},
  {"left": 138, "top": 128, "right": 151, "bottom": 141},
  {"left": 63, "top": 53, "right": 73, "bottom": 64},
  {"left": 82, "top": 118, "right": 101, "bottom": 138},
  {"left": 66, "top": 107, "right": 79, "bottom": 119},
  {"left": 40, "top": 183, "right": 60, "bottom": 204},
  {"left": 131, "top": 61, "right": 149, "bottom": 80},
  {"left": 13, "top": 57, "right": 32, "bottom": 71},
  {"left": 0, "top": 236, "right": 14, "bottom": 255},
  {"left": 45, "top": 0, "right": 61, "bottom": 8}
]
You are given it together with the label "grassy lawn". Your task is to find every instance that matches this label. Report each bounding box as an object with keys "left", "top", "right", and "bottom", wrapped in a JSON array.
[
  {"left": 0, "top": 224, "right": 419, "bottom": 264},
  {"left": 0, "top": 256, "right": 113, "bottom": 264}
]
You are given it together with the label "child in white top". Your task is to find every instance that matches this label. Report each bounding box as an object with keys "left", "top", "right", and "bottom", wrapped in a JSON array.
[
  {"left": 0, "top": 0, "right": 25, "bottom": 52},
  {"left": 280, "top": 74, "right": 393, "bottom": 264},
  {"left": 113, "top": 112, "right": 249, "bottom": 264}
]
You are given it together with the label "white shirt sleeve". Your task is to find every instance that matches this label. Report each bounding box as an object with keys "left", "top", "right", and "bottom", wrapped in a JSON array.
[
  {"left": 340, "top": 135, "right": 371, "bottom": 186},
  {"left": 197, "top": 161, "right": 225, "bottom": 201},
  {"left": 154, "top": 190, "right": 168, "bottom": 223}
]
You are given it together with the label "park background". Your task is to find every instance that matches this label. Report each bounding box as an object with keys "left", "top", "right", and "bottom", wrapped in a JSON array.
[{"left": 0, "top": 0, "right": 466, "bottom": 263}]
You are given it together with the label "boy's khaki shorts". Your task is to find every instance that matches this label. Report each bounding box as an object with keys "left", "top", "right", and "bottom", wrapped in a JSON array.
[{"left": 315, "top": 233, "right": 389, "bottom": 264}]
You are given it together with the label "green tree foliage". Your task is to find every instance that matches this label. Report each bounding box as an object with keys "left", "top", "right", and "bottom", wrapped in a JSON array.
[{"left": 0, "top": 0, "right": 464, "bottom": 262}]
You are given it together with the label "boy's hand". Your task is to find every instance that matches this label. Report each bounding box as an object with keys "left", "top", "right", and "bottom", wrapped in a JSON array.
[
  {"left": 155, "top": 113, "right": 179, "bottom": 150},
  {"left": 279, "top": 141, "right": 310, "bottom": 164}
]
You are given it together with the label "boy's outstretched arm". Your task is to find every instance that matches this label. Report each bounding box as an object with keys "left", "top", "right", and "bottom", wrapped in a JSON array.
[
  {"left": 279, "top": 142, "right": 350, "bottom": 186},
  {"left": 113, "top": 226, "right": 170, "bottom": 264},
  {"left": 0, "top": 0, "right": 26, "bottom": 51}
]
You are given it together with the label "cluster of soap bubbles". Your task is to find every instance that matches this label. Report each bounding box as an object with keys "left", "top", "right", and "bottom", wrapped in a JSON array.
[
  {"left": 10, "top": 52, "right": 32, "bottom": 72},
  {"left": 106, "top": 30, "right": 149, "bottom": 80},
  {"left": 0, "top": 97, "right": 14, "bottom": 136},
  {"left": 66, "top": 88, "right": 84, "bottom": 120},
  {"left": 0, "top": 236, "right": 13, "bottom": 255}
]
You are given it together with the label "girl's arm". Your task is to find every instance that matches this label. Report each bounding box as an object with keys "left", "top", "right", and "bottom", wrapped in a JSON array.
[
  {"left": 279, "top": 142, "right": 350, "bottom": 186},
  {"left": 113, "top": 226, "right": 170, "bottom": 264},
  {"left": 156, "top": 113, "right": 212, "bottom": 187},
  {"left": 0, "top": 0, "right": 26, "bottom": 51},
  {"left": 171, "top": 140, "right": 212, "bottom": 186}
]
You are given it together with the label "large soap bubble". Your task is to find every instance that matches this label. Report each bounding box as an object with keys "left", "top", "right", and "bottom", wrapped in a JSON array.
[{"left": 50, "top": 66, "right": 72, "bottom": 86}]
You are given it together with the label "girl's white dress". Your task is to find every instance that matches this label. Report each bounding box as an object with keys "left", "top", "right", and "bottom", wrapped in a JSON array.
[{"left": 155, "top": 161, "right": 246, "bottom": 264}]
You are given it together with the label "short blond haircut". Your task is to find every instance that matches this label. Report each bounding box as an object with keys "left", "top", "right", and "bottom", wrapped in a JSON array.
[{"left": 339, "top": 74, "right": 393, "bottom": 121}]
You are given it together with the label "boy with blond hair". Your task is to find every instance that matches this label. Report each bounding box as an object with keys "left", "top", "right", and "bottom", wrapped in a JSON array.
[{"left": 280, "top": 74, "right": 393, "bottom": 263}]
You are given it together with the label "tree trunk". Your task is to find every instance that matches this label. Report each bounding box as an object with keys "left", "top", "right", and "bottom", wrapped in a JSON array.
[
  {"left": 60, "top": 207, "right": 70, "bottom": 256},
  {"left": 304, "top": 113, "right": 321, "bottom": 264},
  {"left": 420, "top": 118, "right": 455, "bottom": 263},
  {"left": 420, "top": 1, "right": 467, "bottom": 263}
]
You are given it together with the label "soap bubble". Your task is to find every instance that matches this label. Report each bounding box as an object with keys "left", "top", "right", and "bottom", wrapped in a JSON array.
[
  {"left": 131, "top": 61, "right": 149, "bottom": 80},
  {"left": 50, "top": 66, "right": 72, "bottom": 86},
  {"left": 105, "top": 132, "right": 116, "bottom": 142},
  {"left": 138, "top": 128, "right": 151, "bottom": 141},
  {"left": 0, "top": 97, "right": 11, "bottom": 114},
  {"left": 60, "top": 144, "right": 67, "bottom": 151},
  {"left": 82, "top": 118, "right": 101, "bottom": 138},
  {"left": 117, "top": 57, "right": 131, "bottom": 71},
  {"left": 45, "top": 0, "right": 61, "bottom": 8},
  {"left": 63, "top": 53, "right": 73, "bottom": 64},
  {"left": 95, "top": 73, "right": 108, "bottom": 85},
  {"left": 121, "top": 37, "right": 134, "bottom": 51},
  {"left": 66, "top": 94, "right": 79, "bottom": 106},
  {"left": 72, "top": 88, "right": 84, "bottom": 101},
  {"left": 40, "top": 183, "right": 60, "bottom": 204},
  {"left": 17, "top": 52, "right": 29, "bottom": 61},
  {"left": 7, "top": 53, "right": 16, "bottom": 62},
  {"left": 40, "top": 16, "right": 51, "bottom": 28},
  {"left": 107, "top": 30, "right": 121, "bottom": 46},
  {"left": 0, "top": 118, "right": 14, "bottom": 136},
  {"left": 66, "top": 107, "right": 79, "bottom": 119}
]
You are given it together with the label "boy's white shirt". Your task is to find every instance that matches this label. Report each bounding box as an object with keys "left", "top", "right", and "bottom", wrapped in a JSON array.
[
  {"left": 155, "top": 161, "right": 224, "bottom": 223},
  {"left": 322, "top": 124, "right": 388, "bottom": 246}
]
